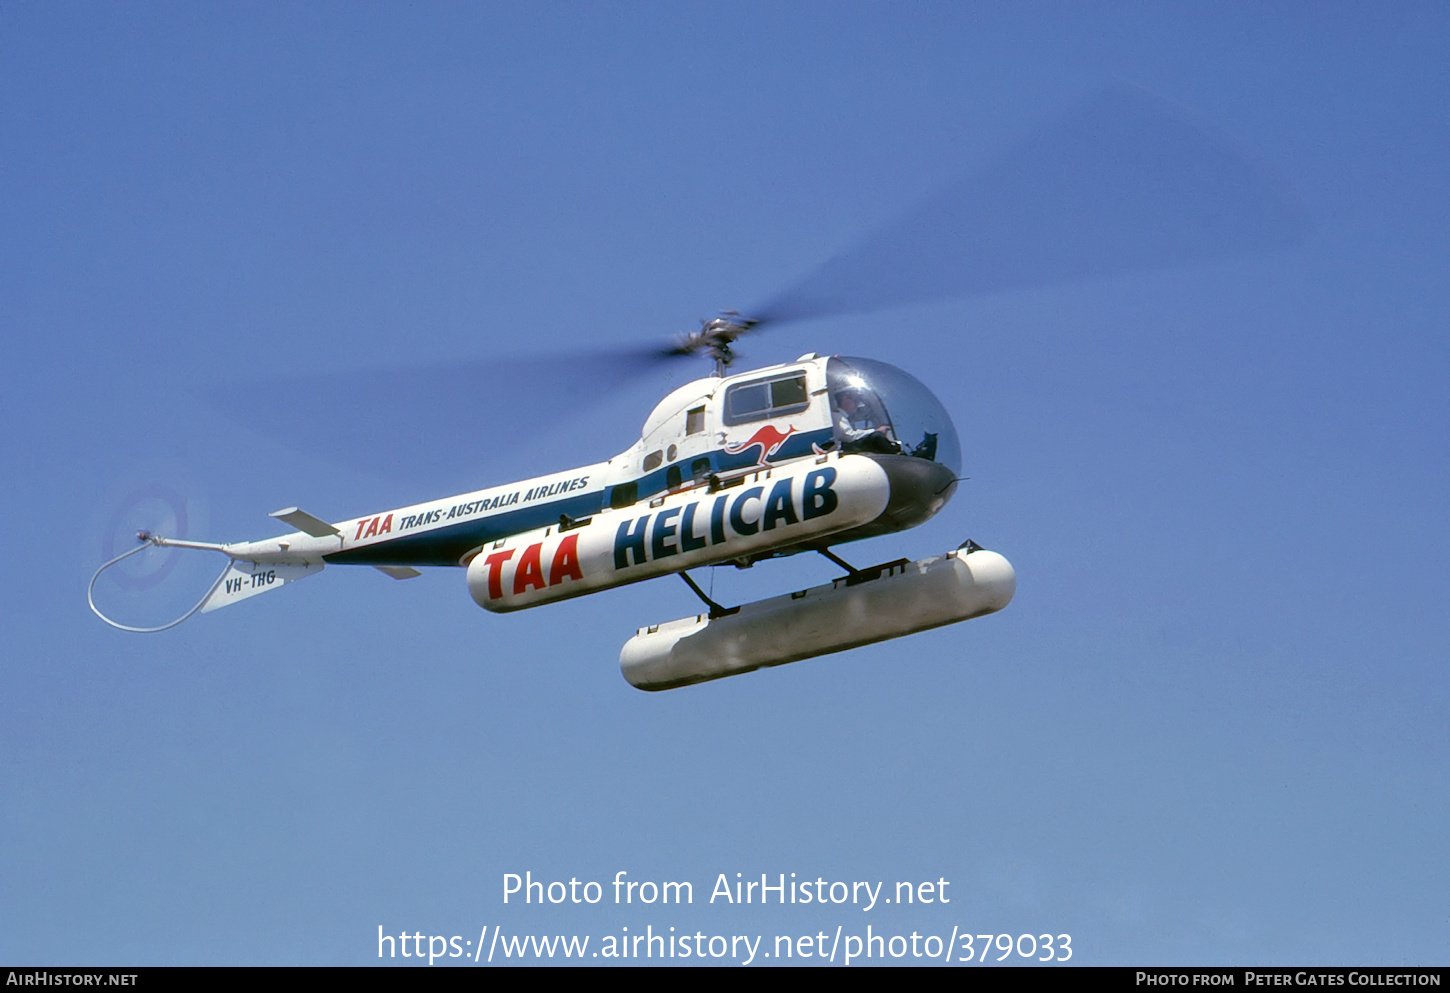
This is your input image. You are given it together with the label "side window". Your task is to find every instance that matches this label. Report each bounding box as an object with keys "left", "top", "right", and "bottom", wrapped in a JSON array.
[
  {"left": 666, "top": 465, "right": 682, "bottom": 491},
  {"left": 771, "top": 377, "right": 807, "bottom": 408},
  {"left": 609, "top": 482, "right": 638, "bottom": 510},
  {"left": 690, "top": 457, "right": 711, "bottom": 483},
  {"left": 642, "top": 450, "right": 663, "bottom": 472},
  {"left": 686, "top": 406, "right": 705, "bottom": 435},
  {"left": 727, "top": 383, "right": 770, "bottom": 420},
  {"left": 723, "top": 373, "right": 810, "bottom": 425}
]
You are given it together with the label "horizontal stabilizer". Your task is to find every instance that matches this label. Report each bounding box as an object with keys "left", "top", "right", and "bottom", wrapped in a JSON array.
[
  {"left": 269, "top": 507, "right": 340, "bottom": 537},
  {"left": 201, "top": 559, "right": 325, "bottom": 613},
  {"left": 375, "top": 565, "right": 422, "bottom": 580}
]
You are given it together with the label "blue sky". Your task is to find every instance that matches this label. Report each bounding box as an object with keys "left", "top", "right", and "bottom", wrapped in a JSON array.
[{"left": 3, "top": 2, "right": 1446, "bottom": 965}]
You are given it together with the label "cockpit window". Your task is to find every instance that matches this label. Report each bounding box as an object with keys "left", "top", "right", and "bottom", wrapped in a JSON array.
[
  {"left": 826, "top": 357, "right": 961, "bottom": 474},
  {"left": 723, "top": 373, "right": 809, "bottom": 425}
]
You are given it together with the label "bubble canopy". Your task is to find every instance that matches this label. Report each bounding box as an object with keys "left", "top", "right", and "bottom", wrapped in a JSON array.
[{"left": 826, "top": 356, "right": 961, "bottom": 475}]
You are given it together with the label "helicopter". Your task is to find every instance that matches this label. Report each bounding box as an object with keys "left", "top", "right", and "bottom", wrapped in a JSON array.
[
  {"left": 88, "top": 86, "right": 1305, "bottom": 690},
  {"left": 90, "top": 317, "right": 1016, "bottom": 690}
]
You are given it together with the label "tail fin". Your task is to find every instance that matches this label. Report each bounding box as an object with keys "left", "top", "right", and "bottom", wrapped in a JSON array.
[{"left": 200, "top": 559, "right": 325, "bottom": 614}]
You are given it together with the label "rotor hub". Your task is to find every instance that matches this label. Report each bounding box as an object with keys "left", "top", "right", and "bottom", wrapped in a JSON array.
[{"left": 673, "top": 311, "right": 759, "bottom": 375}]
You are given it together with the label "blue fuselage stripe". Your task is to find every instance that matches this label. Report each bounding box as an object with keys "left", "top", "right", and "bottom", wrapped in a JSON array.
[
  {"left": 324, "top": 427, "right": 836, "bottom": 568},
  {"left": 324, "top": 491, "right": 605, "bottom": 567}
]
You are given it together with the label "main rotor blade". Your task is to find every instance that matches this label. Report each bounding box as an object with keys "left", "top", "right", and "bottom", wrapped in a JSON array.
[
  {"left": 202, "top": 345, "right": 682, "bottom": 490},
  {"left": 200, "top": 86, "right": 1305, "bottom": 492},
  {"left": 750, "top": 84, "right": 1309, "bottom": 328}
]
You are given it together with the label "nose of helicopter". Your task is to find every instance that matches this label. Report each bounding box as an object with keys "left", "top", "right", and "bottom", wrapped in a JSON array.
[
  {"left": 871, "top": 454, "right": 960, "bottom": 532},
  {"left": 814, "top": 452, "right": 959, "bottom": 547}
]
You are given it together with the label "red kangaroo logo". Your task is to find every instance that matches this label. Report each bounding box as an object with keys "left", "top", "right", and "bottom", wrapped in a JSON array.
[{"left": 724, "top": 424, "right": 796, "bottom": 467}]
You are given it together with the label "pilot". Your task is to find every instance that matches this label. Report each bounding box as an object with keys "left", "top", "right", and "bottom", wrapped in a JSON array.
[{"left": 833, "top": 389, "right": 899, "bottom": 454}]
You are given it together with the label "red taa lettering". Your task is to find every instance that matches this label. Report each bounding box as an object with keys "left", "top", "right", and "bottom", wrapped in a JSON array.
[
  {"left": 548, "top": 534, "right": 583, "bottom": 586},
  {"left": 513, "top": 543, "right": 547, "bottom": 594},
  {"left": 483, "top": 549, "right": 515, "bottom": 600},
  {"left": 353, "top": 513, "right": 396, "bottom": 541}
]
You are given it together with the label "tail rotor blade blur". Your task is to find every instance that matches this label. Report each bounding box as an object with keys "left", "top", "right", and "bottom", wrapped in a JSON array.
[{"left": 751, "top": 84, "right": 1309, "bottom": 328}]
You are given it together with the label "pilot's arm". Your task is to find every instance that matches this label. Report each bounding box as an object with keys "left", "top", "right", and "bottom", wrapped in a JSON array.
[{"left": 834, "top": 407, "right": 879, "bottom": 442}]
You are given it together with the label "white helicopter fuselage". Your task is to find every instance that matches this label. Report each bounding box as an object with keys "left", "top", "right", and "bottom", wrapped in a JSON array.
[
  {"left": 211, "top": 353, "right": 963, "bottom": 609},
  {"left": 96, "top": 353, "right": 1013, "bottom": 688}
]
